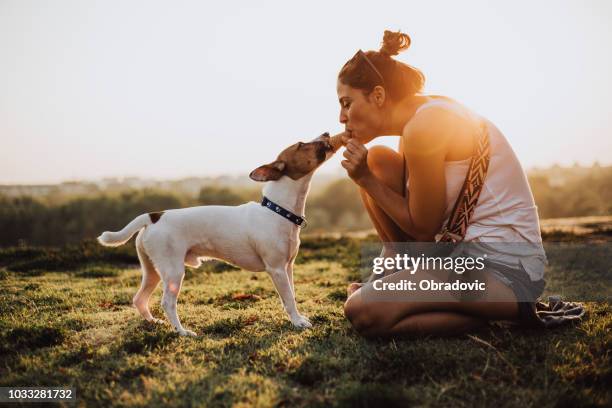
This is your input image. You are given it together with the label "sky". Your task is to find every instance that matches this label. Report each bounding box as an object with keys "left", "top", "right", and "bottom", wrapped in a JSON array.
[{"left": 1, "top": 0, "right": 611, "bottom": 184}]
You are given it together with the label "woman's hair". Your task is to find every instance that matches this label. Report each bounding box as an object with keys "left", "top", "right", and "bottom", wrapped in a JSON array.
[{"left": 338, "top": 30, "right": 425, "bottom": 102}]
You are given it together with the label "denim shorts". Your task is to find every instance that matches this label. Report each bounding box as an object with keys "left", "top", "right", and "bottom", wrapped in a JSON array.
[{"left": 485, "top": 260, "right": 546, "bottom": 326}]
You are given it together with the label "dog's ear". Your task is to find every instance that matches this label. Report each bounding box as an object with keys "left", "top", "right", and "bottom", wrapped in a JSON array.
[{"left": 249, "top": 160, "right": 286, "bottom": 182}]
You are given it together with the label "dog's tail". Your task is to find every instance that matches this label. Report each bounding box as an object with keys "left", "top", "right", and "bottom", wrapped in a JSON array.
[{"left": 97, "top": 212, "right": 163, "bottom": 247}]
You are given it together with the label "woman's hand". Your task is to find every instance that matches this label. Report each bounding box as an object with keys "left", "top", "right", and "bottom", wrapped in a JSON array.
[{"left": 341, "top": 136, "right": 372, "bottom": 186}]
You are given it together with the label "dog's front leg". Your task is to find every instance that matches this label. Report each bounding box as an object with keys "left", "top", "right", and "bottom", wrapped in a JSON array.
[
  {"left": 287, "top": 259, "right": 296, "bottom": 297},
  {"left": 267, "top": 267, "right": 312, "bottom": 328}
]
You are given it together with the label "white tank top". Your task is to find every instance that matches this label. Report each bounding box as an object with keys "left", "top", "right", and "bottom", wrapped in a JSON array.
[{"left": 408, "top": 99, "right": 546, "bottom": 279}]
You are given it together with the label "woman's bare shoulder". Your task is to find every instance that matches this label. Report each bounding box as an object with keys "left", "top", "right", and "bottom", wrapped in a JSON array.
[
  {"left": 407, "top": 97, "right": 471, "bottom": 129},
  {"left": 402, "top": 106, "right": 456, "bottom": 153},
  {"left": 402, "top": 97, "right": 476, "bottom": 157}
]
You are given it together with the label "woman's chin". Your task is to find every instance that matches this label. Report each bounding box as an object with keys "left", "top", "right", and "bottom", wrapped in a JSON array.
[
  {"left": 351, "top": 131, "right": 371, "bottom": 144},
  {"left": 357, "top": 134, "right": 375, "bottom": 144}
]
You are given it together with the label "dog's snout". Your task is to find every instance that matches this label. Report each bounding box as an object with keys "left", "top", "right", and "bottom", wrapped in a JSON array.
[
  {"left": 315, "top": 140, "right": 332, "bottom": 153},
  {"left": 311, "top": 138, "right": 332, "bottom": 152}
]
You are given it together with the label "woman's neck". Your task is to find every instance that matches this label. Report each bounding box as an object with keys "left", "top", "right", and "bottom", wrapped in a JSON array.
[{"left": 380, "top": 95, "right": 433, "bottom": 136}]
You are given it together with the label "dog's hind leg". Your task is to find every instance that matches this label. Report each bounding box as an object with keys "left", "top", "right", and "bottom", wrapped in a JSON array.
[
  {"left": 158, "top": 261, "right": 196, "bottom": 337},
  {"left": 134, "top": 231, "right": 161, "bottom": 323}
]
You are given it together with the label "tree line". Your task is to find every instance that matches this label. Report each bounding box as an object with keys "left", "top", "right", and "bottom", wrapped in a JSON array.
[{"left": 1, "top": 164, "right": 610, "bottom": 246}]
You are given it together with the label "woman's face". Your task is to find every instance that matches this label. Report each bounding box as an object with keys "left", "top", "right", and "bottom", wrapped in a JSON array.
[{"left": 337, "top": 80, "right": 385, "bottom": 144}]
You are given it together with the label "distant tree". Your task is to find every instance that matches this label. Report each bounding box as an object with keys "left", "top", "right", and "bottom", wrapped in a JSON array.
[
  {"left": 0, "top": 196, "right": 45, "bottom": 246},
  {"left": 307, "top": 179, "right": 371, "bottom": 231},
  {"left": 197, "top": 186, "right": 245, "bottom": 206}
]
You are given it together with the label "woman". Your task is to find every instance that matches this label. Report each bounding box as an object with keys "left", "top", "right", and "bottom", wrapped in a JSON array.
[{"left": 338, "top": 31, "right": 547, "bottom": 337}]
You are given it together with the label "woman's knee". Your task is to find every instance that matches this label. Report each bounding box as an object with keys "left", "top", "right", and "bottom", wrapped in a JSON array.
[
  {"left": 366, "top": 145, "right": 404, "bottom": 193},
  {"left": 367, "top": 145, "right": 401, "bottom": 171}
]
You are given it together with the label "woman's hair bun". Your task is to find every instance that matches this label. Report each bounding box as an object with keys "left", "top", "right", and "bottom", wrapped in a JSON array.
[{"left": 379, "top": 30, "right": 411, "bottom": 57}]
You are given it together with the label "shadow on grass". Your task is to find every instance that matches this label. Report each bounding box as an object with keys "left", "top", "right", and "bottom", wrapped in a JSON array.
[
  {"left": 0, "top": 326, "right": 66, "bottom": 355},
  {"left": 120, "top": 321, "right": 180, "bottom": 354}
]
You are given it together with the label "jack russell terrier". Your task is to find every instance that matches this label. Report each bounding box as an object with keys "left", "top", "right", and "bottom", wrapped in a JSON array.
[{"left": 97, "top": 132, "right": 344, "bottom": 336}]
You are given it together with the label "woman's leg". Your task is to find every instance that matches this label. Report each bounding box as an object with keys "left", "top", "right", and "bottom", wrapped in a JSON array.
[
  {"left": 344, "top": 266, "right": 518, "bottom": 338},
  {"left": 360, "top": 145, "right": 414, "bottom": 242},
  {"left": 346, "top": 145, "right": 515, "bottom": 337},
  {"left": 388, "top": 312, "right": 486, "bottom": 337},
  {"left": 348, "top": 145, "right": 413, "bottom": 297}
]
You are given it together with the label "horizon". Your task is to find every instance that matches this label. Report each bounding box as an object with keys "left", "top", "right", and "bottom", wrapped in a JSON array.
[
  {"left": 2, "top": 0, "right": 611, "bottom": 184},
  {"left": 0, "top": 160, "right": 608, "bottom": 188}
]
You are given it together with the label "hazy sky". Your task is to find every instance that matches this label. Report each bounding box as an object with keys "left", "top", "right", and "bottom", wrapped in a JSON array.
[{"left": 1, "top": 0, "right": 611, "bottom": 184}]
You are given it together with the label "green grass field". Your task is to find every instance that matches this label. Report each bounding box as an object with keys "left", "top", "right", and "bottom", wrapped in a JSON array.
[{"left": 0, "top": 233, "right": 610, "bottom": 407}]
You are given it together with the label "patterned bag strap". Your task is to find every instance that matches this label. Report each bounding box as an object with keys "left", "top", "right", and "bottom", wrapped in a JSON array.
[{"left": 435, "top": 121, "right": 491, "bottom": 243}]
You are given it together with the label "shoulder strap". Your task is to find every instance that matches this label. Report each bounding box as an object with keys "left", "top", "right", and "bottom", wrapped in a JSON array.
[{"left": 435, "top": 121, "right": 491, "bottom": 242}]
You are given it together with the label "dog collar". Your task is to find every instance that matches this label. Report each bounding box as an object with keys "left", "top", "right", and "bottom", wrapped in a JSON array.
[{"left": 261, "top": 196, "right": 307, "bottom": 228}]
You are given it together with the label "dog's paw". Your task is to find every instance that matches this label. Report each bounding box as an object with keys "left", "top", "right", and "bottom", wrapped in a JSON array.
[
  {"left": 178, "top": 329, "right": 198, "bottom": 337},
  {"left": 291, "top": 315, "right": 312, "bottom": 329}
]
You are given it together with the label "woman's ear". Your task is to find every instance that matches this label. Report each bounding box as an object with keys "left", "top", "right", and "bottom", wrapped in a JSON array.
[
  {"left": 249, "top": 160, "right": 286, "bottom": 182},
  {"left": 371, "top": 85, "right": 386, "bottom": 107}
]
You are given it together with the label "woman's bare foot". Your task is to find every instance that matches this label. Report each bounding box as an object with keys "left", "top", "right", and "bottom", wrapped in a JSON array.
[
  {"left": 346, "top": 245, "right": 400, "bottom": 298},
  {"left": 346, "top": 243, "right": 397, "bottom": 298},
  {"left": 347, "top": 282, "right": 363, "bottom": 297}
]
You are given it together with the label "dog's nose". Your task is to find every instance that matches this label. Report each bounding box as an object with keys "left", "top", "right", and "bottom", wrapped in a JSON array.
[
  {"left": 311, "top": 132, "right": 330, "bottom": 143},
  {"left": 310, "top": 133, "right": 333, "bottom": 151}
]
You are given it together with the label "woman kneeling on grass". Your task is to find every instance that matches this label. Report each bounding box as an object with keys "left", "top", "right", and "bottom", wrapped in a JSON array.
[{"left": 337, "top": 30, "right": 548, "bottom": 338}]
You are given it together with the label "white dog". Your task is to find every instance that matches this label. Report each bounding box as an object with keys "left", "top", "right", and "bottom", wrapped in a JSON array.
[{"left": 97, "top": 133, "right": 342, "bottom": 336}]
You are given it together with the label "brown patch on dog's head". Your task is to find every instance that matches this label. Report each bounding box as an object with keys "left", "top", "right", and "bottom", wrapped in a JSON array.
[
  {"left": 149, "top": 211, "right": 164, "bottom": 224},
  {"left": 249, "top": 134, "right": 334, "bottom": 182}
]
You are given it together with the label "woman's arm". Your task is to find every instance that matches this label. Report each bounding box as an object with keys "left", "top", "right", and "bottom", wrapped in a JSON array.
[{"left": 342, "top": 108, "right": 458, "bottom": 241}]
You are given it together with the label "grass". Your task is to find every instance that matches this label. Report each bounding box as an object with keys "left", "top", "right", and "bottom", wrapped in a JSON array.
[{"left": 0, "top": 234, "right": 610, "bottom": 407}]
